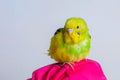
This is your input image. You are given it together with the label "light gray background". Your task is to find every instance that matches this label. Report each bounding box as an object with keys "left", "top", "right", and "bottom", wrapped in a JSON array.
[{"left": 0, "top": 0, "right": 120, "bottom": 80}]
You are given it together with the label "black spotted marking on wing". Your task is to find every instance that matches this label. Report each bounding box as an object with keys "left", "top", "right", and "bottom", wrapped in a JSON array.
[{"left": 54, "top": 28, "right": 62, "bottom": 35}]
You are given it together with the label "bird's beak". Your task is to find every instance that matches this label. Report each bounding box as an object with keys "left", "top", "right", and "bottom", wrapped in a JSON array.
[{"left": 67, "top": 28, "right": 73, "bottom": 34}]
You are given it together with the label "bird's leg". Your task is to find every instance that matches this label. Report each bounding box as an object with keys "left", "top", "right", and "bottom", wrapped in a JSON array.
[{"left": 60, "top": 62, "right": 75, "bottom": 71}]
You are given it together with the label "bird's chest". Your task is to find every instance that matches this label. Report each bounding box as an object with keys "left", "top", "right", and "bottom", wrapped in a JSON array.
[{"left": 61, "top": 43, "right": 81, "bottom": 55}]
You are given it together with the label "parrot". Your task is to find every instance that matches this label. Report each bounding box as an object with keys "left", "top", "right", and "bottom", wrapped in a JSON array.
[{"left": 48, "top": 17, "right": 91, "bottom": 63}]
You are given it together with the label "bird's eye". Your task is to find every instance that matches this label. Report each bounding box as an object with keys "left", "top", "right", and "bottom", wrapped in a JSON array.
[{"left": 76, "top": 26, "right": 79, "bottom": 29}]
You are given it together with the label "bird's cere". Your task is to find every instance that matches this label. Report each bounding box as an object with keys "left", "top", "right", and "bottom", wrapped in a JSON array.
[{"left": 67, "top": 28, "right": 73, "bottom": 33}]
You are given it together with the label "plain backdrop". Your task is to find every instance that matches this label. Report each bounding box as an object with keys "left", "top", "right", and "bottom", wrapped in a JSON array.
[{"left": 0, "top": 0, "right": 120, "bottom": 80}]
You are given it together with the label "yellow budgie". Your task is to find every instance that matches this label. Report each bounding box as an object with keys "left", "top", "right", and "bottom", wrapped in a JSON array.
[{"left": 48, "top": 17, "right": 91, "bottom": 63}]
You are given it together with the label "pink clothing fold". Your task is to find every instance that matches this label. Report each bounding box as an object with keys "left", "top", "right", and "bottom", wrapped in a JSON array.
[{"left": 28, "top": 59, "right": 107, "bottom": 80}]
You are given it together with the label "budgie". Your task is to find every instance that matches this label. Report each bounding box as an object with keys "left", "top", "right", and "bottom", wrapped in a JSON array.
[{"left": 48, "top": 17, "right": 91, "bottom": 63}]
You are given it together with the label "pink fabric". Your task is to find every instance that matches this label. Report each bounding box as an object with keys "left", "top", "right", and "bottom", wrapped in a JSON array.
[{"left": 28, "top": 59, "right": 107, "bottom": 80}]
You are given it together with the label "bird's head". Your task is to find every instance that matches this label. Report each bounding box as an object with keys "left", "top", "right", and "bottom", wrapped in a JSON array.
[{"left": 64, "top": 17, "right": 89, "bottom": 44}]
